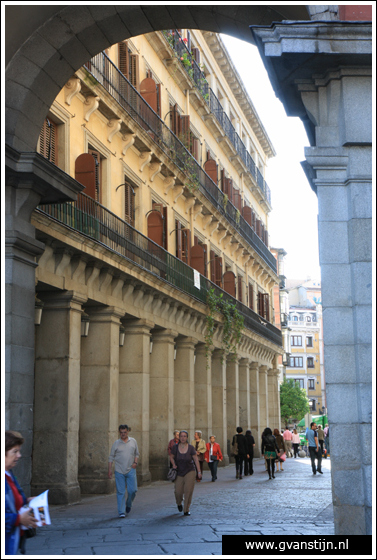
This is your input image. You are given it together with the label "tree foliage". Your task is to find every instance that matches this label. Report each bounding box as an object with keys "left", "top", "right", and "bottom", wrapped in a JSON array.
[{"left": 280, "top": 379, "right": 310, "bottom": 424}]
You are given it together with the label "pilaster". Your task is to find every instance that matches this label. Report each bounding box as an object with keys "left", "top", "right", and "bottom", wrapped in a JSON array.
[
  {"left": 250, "top": 362, "right": 261, "bottom": 456},
  {"left": 226, "top": 355, "right": 239, "bottom": 463},
  {"left": 194, "top": 344, "right": 212, "bottom": 441},
  {"left": 174, "top": 337, "right": 198, "bottom": 436},
  {"left": 211, "top": 349, "right": 228, "bottom": 465},
  {"left": 239, "top": 358, "right": 250, "bottom": 430}
]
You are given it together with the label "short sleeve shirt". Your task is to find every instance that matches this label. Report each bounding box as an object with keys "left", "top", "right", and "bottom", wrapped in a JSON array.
[
  {"left": 307, "top": 429, "right": 318, "bottom": 448},
  {"left": 172, "top": 444, "right": 196, "bottom": 477}
]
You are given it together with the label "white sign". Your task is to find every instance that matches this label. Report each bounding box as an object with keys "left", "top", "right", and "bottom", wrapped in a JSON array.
[{"left": 194, "top": 270, "right": 201, "bottom": 290}]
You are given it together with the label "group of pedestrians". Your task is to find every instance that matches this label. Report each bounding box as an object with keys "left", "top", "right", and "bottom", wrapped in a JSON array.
[{"left": 231, "top": 427, "right": 255, "bottom": 479}]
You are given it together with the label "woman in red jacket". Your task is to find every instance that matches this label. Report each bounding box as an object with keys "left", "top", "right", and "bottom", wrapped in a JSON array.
[{"left": 204, "top": 435, "right": 223, "bottom": 482}]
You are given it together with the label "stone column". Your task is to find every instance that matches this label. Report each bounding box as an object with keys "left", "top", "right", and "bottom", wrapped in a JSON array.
[
  {"left": 119, "top": 319, "right": 154, "bottom": 485},
  {"left": 79, "top": 306, "right": 123, "bottom": 494},
  {"left": 32, "top": 291, "right": 86, "bottom": 504},
  {"left": 239, "top": 358, "right": 250, "bottom": 430},
  {"left": 174, "top": 337, "right": 197, "bottom": 437},
  {"left": 149, "top": 329, "right": 177, "bottom": 480},
  {"left": 226, "top": 355, "right": 239, "bottom": 462},
  {"left": 251, "top": 20, "right": 372, "bottom": 536},
  {"left": 250, "top": 362, "right": 260, "bottom": 456},
  {"left": 194, "top": 343, "right": 212, "bottom": 441},
  {"left": 211, "top": 349, "right": 228, "bottom": 465},
  {"left": 268, "top": 368, "right": 281, "bottom": 432},
  {"left": 5, "top": 147, "right": 82, "bottom": 493},
  {"left": 259, "top": 365, "right": 268, "bottom": 433}
]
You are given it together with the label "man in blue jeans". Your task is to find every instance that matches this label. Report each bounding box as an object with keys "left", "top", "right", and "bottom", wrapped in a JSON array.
[
  {"left": 306, "top": 422, "right": 323, "bottom": 475},
  {"left": 108, "top": 424, "right": 139, "bottom": 517}
]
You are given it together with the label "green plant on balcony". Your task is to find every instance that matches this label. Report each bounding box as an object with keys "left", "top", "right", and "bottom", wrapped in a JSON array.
[
  {"left": 235, "top": 209, "right": 241, "bottom": 226},
  {"left": 205, "top": 288, "right": 244, "bottom": 367},
  {"left": 83, "top": 67, "right": 99, "bottom": 88},
  {"left": 222, "top": 193, "right": 228, "bottom": 211}
]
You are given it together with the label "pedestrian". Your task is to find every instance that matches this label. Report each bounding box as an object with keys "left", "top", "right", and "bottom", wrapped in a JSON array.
[
  {"left": 108, "top": 424, "right": 139, "bottom": 518},
  {"left": 169, "top": 430, "right": 201, "bottom": 515},
  {"left": 324, "top": 424, "right": 330, "bottom": 457},
  {"left": 292, "top": 429, "right": 300, "bottom": 458},
  {"left": 283, "top": 426, "right": 293, "bottom": 457},
  {"left": 306, "top": 422, "right": 323, "bottom": 475},
  {"left": 168, "top": 430, "right": 180, "bottom": 468},
  {"left": 261, "top": 427, "right": 280, "bottom": 480},
  {"left": 204, "top": 435, "right": 223, "bottom": 482},
  {"left": 232, "top": 427, "right": 247, "bottom": 479},
  {"left": 191, "top": 430, "right": 206, "bottom": 481},
  {"left": 244, "top": 430, "right": 255, "bottom": 475},
  {"left": 274, "top": 428, "right": 285, "bottom": 472},
  {"left": 5, "top": 430, "right": 38, "bottom": 555},
  {"left": 317, "top": 424, "right": 325, "bottom": 456}
]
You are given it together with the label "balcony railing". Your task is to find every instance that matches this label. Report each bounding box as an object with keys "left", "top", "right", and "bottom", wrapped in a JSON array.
[
  {"left": 162, "top": 30, "right": 271, "bottom": 205},
  {"left": 83, "top": 52, "right": 277, "bottom": 274},
  {"left": 36, "top": 193, "right": 282, "bottom": 348}
]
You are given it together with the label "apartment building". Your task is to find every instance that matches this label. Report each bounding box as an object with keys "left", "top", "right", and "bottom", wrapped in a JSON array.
[{"left": 30, "top": 29, "right": 283, "bottom": 503}]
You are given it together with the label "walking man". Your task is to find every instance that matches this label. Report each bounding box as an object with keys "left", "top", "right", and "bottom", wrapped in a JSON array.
[
  {"left": 108, "top": 424, "right": 139, "bottom": 517},
  {"left": 306, "top": 422, "right": 323, "bottom": 475},
  {"left": 283, "top": 426, "right": 293, "bottom": 458}
]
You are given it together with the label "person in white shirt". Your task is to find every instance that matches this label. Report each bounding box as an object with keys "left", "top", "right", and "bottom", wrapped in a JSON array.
[{"left": 108, "top": 424, "right": 139, "bottom": 518}]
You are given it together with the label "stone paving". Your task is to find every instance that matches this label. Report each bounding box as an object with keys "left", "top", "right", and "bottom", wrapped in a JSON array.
[{"left": 26, "top": 456, "right": 333, "bottom": 555}]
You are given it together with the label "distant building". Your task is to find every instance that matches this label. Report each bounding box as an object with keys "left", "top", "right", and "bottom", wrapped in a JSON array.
[{"left": 285, "top": 278, "right": 326, "bottom": 416}]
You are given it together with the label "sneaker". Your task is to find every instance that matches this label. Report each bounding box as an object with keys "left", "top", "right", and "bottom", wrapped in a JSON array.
[
  {"left": 126, "top": 506, "right": 131, "bottom": 514},
  {"left": 119, "top": 513, "right": 125, "bottom": 518}
]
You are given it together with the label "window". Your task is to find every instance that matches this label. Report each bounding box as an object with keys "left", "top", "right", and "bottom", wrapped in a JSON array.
[
  {"left": 308, "top": 378, "right": 315, "bottom": 391},
  {"left": 147, "top": 201, "right": 168, "bottom": 250},
  {"left": 307, "top": 357, "right": 315, "bottom": 369},
  {"left": 288, "top": 357, "right": 303, "bottom": 368},
  {"left": 291, "top": 336, "right": 302, "bottom": 347},
  {"left": 175, "top": 219, "right": 190, "bottom": 264},
  {"left": 306, "top": 316, "right": 311, "bottom": 322},
  {"left": 258, "top": 292, "right": 270, "bottom": 322},
  {"left": 306, "top": 336, "right": 313, "bottom": 347},
  {"left": 124, "top": 180, "right": 135, "bottom": 227},
  {"left": 294, "top": 378, "right": 304, "bottom": 389},
  {"left": 210, "top": 250, "right": 222, "bottom": 287}
]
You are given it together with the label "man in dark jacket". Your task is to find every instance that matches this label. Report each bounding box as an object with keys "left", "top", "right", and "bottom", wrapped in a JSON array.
[
  {"left": 244, "top": 430, "right": 255, "bottom": 475},
  {"left": 232, "top": 427, "right": 247, "bottom": 479}
]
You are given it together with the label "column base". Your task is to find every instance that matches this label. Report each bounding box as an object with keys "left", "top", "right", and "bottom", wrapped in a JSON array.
[
  {"left": 78, "top": 477, "right": 115, "bottom": 495},
  {"left": 149, "top": 464, "right": 169, "bottom": 481},
  {"left": 31, "top": 482, "right": 81, "bottom": 505},
  {"left": 138, "top": 470, "right": 152, "bottom": 485}
]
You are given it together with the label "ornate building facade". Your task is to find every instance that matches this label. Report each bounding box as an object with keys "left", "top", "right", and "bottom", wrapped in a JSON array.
[{"left": 29, "top": 29, "right": 282, "bottom": 503}]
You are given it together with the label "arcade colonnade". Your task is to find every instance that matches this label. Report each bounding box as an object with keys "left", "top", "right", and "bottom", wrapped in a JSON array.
[{"left": 5, "top": 6, "right": 372, "bottom": 535}]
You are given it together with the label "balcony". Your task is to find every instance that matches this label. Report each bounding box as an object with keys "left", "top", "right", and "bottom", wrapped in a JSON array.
[
  {"left": 161, "top": 30, "right": 271, "bottom": 208},
  {"left": 36, "top": 192, "right": 282, "bottom": 348},
  {"left": 82, "top": 52, "right": 277, "bottom": 274}
]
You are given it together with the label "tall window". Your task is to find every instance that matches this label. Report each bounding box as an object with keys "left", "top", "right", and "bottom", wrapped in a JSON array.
[
  {"left": 288, "top": 357, "right": 303, "bottom": 368},
  {"left": 124, "top": 181, "right": 135, "bottom": 226},
  {"left": 308, "top": 378, "right": 315, "bottom": 390},
  {"left": 306, "top": 336, "right": 313, "bottom": 347},
  {"left": 258, "top": 292, "right": 270, "bottom": 322},
  {"left": 307, "top": 357, "right": 315, "bottom": 368}
]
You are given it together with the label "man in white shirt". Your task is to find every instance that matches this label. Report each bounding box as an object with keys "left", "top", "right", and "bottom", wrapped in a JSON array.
[
  {"left": 283, "top": 427, "right": 293, "bottom": 458},
  {"left": 108, "top": 424, "right": 139, "bottom": 517}
]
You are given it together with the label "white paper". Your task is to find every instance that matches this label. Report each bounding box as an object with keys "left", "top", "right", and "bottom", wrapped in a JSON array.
[
  {"left": 194, "top": 270, "right": 201, "bottom": 289},
  {"left": 20, "top": 490, "right": 51, "bottom": 528}
]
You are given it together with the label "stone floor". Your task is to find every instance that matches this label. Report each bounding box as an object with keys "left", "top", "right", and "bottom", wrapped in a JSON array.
[{"left": 26, "top": 455, "right": 333, "bottom": 555}]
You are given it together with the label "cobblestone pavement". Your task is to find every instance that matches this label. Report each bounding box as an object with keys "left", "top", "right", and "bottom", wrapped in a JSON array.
[{"left": 26, "top": 456, "right": 333, "bottom": 555}]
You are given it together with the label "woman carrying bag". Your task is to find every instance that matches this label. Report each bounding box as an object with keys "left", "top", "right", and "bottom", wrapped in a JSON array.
[
  {"left": 191, "top": 431, "right": 206, "bottom": 481},
  {"left": 204, "top": 435, "right": 223, "bottom": 482},
  {"left": 261, "top": 427, "right": 280, "bottom": 480},
  {"left": 169, "top": 431, "right": 201, "bottom": 516}
]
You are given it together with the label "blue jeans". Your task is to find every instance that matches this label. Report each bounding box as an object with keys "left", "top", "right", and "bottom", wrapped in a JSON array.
[{"left": 114, "top": 469, "right": 137, "bottom": 514}]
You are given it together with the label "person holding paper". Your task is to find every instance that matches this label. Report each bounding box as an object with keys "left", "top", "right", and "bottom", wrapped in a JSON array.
[{"left": 5, "top": 431, "right": 37, "bottom": 555}]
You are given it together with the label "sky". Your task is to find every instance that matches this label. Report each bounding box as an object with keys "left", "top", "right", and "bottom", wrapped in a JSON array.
[{"left": 221, "top": 34, "right": 321, "bottom": 282}]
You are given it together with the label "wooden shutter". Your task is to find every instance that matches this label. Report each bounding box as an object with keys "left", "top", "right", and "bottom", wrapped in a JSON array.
[
  {"left": 119, "top": 41, "right": 129, "bottom": 78},
  {"left": 233, "top": 189, "right": 242, "bottom": 212},
  {"left": 256, "top": 219, "right": 261, "bottom": 238},
  {"left": 75, "top": 153, "right": 96, "bottom": 199},
  {"left": 192, "top": 47, "right": 200, "bottom": 64},
  {"left": 171, "top": 104, "right": 180, "bottom": 136},
  {"left": 181, "top": 228, "right": 191, "bottom": 264},
  {"left": 176, "top": 220, "right": 182, "bottom": 260},
  {"left": 140, "top": 77, "right": 158, "bottom": 112},
  {"left": 152, "top": 202, "right": 167, "bottom": 250},
  {"left": 224, "top": 178, "right": 233, "bottom": 201},
  {"left": 214, "top": 255, "right": 222, "bottom": 287},
  {"left": 204, "top": 159, "right": 218, "bottom": 185},
  {"left": 190, "top": 244, "right": 206, "bottom": 275},
  {"left": 223, "top": 271, "right": 236, "bottom": 297},
  {"left": 238, "top": 276, "right": 243, "bottom": 303},
  {"left": 249, "top": 284, "right": 254, "bottom": 310},
  {"left": 39, "top": 118, "right": 58, "bottom": 164},
  {"left": 258, "top": 292, "right": 270, "bottom": 321},
  {"left": 129, "top": 54, "right": 140, "bottom": 90},
  {"left": 220, "top": 169, "right": 225, "bottom": 192},
  {"left": 88, "top": 149, "right": 101, "bottom": 201},
  {"left": 156, "top": 83, "right": 162, "bottom": 117},
  {"left": 242, "top": 206, "right": 252, "bottom": 226},
  {"left": 192, "top": 138, "right": 200, "bottom": 161},
  {"left": 147, "top": 210, "right": 164, "bottom": 247},
  {"left": 210, "top": 250, "right": 215, "bottom": 283},
  {"left": 180, "top": 115, "right": 191, "bottom": 148},
  {"left": 124, "top": 182, "right": 134, "bottom": 226}
]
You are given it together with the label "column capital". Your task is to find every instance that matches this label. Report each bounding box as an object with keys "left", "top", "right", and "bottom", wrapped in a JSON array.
[
  {"left": 268, "top": 368, "right": 280, "bottom": 377},
  {"left": 250, "top": 361, "right": 259, "bottom": 370},
  {"left": 40, "top": 290, "right": 87, "bottom": 310},
  {"left": 151, "top": 329, "right": 178, "bottom": 343},
  {"left": 259, "top": 365, "right": 268, "bottom": 373},
  {"left": 239, "top": 357, "right": 250, "bottom": 366},
  {"left": 122, "top": 318, "right": 155, "bottom": 335},
  {"left": 175, "top": 336, "right": 198, "bottom": 349},
  {"left": 87, "top": 305, "right": 125, "bottom": 322}
]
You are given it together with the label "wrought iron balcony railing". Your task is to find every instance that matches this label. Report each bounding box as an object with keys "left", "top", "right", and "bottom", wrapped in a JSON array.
[
  {"left": 36, "top": 193, "right": 282, "bottom": 348},
  {"left": 162, "top": 30, "right": 271, "bottom": 205},
  {"left": 83, "top": 52, "right": 277, "bottom": 274}
]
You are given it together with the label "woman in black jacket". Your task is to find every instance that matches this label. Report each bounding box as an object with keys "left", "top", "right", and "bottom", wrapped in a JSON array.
[{"left": 261, "top": 427, "right": 280, "bottom": 479}]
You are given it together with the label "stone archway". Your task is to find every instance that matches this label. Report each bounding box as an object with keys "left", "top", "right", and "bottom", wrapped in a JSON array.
[{"left": 5, "top": 5, "right": 372, "bottom": 535}]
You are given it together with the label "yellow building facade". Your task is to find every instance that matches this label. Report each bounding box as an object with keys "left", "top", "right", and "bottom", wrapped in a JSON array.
[{"left": 31, "top": 29, "right": 283, "bottom": 503}]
